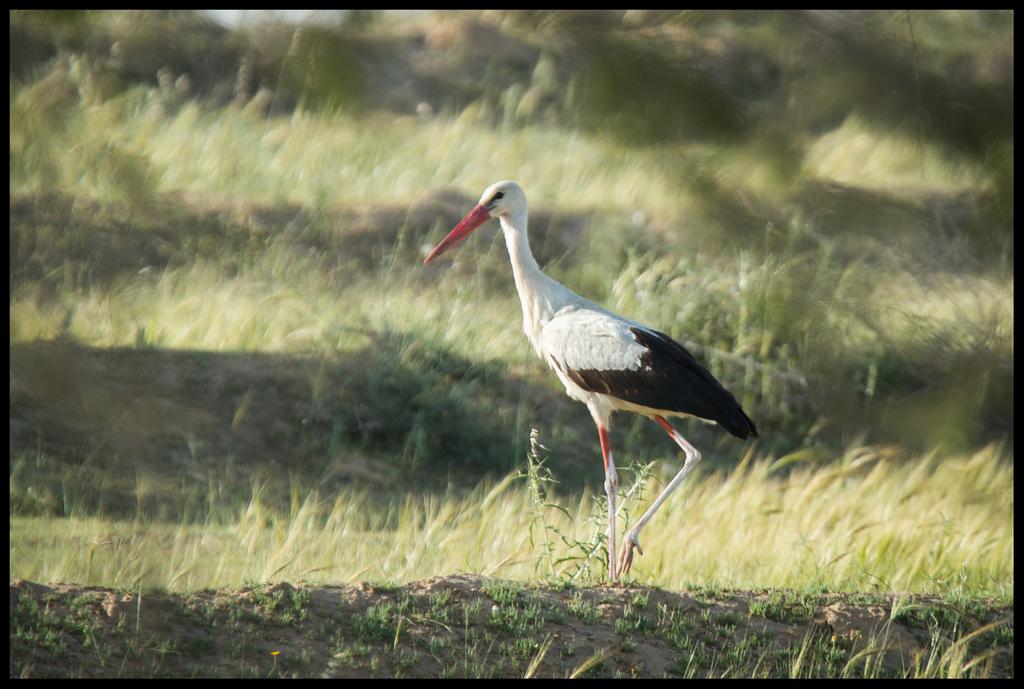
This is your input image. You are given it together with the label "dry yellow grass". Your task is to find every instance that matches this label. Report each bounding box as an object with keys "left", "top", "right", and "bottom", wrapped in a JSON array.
[{"left": 9, "top": 442, "right": 1012, "bottom": 596}]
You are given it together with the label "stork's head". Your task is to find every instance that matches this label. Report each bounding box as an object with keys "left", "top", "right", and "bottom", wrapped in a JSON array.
[{"left": 423, "top": 180, "right": 525, "bottom": 265}]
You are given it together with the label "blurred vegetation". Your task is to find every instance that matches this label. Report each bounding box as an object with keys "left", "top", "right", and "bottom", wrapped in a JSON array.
[{"left": 8, "top": 8, "right": 1013, "bottom": 542}]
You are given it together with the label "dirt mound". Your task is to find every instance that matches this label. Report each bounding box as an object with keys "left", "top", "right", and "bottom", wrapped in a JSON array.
[{"left": 10, "top": 576, "right": 1012, "bottom": 678}]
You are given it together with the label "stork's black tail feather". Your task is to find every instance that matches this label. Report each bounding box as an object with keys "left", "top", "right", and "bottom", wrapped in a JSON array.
[
  {"left": 628, "top": 328, "right": 759, "bottom": 440},
  {"left": 726, "top": 403, "right": 759, "bottom": 440}
]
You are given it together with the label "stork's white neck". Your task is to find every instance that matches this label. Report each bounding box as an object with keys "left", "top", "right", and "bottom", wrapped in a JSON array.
[{"left": 499, "top": 207, "right": 577, "bottom": 355}]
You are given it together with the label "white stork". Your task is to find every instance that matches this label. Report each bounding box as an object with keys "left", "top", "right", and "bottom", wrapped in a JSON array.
[{"left": 423, "top": 181, "right": 758, "bottom": 582}]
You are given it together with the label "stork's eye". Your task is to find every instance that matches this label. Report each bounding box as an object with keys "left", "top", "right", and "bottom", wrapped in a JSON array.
[{"left": 493, "top": 192, "right": 505, "bottom": 201}]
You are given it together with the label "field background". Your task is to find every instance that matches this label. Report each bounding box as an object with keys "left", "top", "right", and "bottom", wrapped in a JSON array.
[{"left": 9, "top": 10, "right": 1014, "bottom": 677}]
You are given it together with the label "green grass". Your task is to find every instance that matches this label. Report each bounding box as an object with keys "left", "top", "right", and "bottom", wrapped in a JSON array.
[
  {"left": 748, "top": 589, "right": 819, "bottom": 624},
  {"left": 614, "top": 591, "right": 655, "bottom": 636},
  {"left": 567, "top": 592, "right": 602, "bottom": 625}
]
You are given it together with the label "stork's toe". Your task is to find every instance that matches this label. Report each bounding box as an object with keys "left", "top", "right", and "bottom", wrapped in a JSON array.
[{"left": 618, "top": 535, "right": 643, "bottom": 577}]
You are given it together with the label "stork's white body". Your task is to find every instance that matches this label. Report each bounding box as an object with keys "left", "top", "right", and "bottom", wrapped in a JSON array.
[{"left": 424, "top": 180, "right": 758, "bottom": 581}]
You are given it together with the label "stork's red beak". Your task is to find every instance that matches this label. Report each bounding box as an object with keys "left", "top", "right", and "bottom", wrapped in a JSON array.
[{"left": 423, "top": 204, "right": 491, "bottom": 265}]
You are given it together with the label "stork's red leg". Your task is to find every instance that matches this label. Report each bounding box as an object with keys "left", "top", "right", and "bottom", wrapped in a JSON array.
[
  {"left": 618, "top": 415, "right": 702, "bottom": 577},
  {"left": 598, "top": 425, "right": 620, "bottom": 583}
]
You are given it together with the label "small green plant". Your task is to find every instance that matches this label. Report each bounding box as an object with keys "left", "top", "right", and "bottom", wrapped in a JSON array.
[
  {"left": 748, "top": 589, "right": 819, "bottom": 624},
  {"left": 355, "top": 601, "right": 396, "bottom": 644},
  {"left": 519, "top": 428, "right": 656, "bottom": 585},
  {"left": 518, "top": 429, "right": 565, "bottom": 581},
  {"left": 615, "top": 593, "right": 656, "bottom": 637},
  {"left": 485, "top": 587, "right": 546, "bottom": 637},
  {"left": 567, "top": 591, "right": 602, "bottom": 625}
]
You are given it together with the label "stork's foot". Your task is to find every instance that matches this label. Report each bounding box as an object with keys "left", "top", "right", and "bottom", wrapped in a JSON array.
[{"left": 618, "top": 533, "right": 643, "bottom": 577}]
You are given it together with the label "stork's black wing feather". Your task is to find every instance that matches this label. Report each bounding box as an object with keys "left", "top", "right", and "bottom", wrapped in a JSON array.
[{"left": 566, "top": 327, "right": 759, "bottom": 440}]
